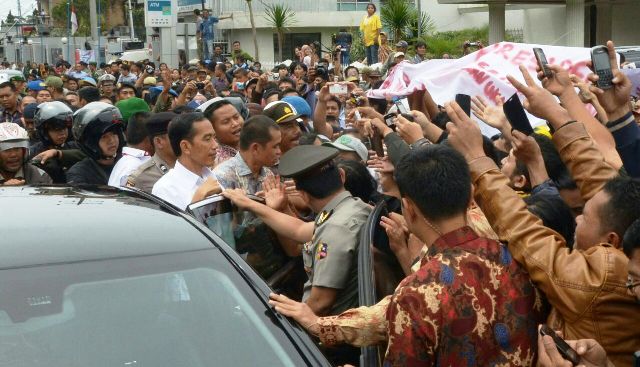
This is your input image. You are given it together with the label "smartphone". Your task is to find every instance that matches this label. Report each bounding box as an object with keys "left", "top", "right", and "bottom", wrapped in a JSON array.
[
  {"left": 503, "top": 93, "right": 534, "bottom": 135},
  {"left": 590, "top": 45, "right": 614, "bottom": 89},
  {"left": 394, "top": 98, "right": 409, "bottom": 114},
  {"left": 354, "top": 110, "right": 362, "bottom": 121},
  {"left": 400, "top": 113, "right": 415, "bottom": 122},
  {"left": 329, "top": 83, "right": 348, "bottom": 95},
  {"left": 455, "top": 94, "right": 471, "bottom": 117},
  {"left": 539, "top": 325, "right": 581, "bottom": 365},
  {"left": 533, "top": 47, "right": 553, "bottom": 78},
  {"left": 384, "top": 113, "right": 396, "bottom": 127}
]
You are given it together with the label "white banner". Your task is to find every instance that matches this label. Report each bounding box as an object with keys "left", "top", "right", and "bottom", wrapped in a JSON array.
[
  {"left": 75, "top": 49, "right": 96, "bottom": 64},
  {"left": 369, "top": 42, "right": 597, "bottom": 136}
]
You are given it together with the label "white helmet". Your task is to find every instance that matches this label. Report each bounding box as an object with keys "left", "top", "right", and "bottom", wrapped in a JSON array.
[
  {"left": 98, "top": 74, "right": 116, "bottom": 83},
  {"left": 0, "top": 122, "right": 29, "bottom": 151}
]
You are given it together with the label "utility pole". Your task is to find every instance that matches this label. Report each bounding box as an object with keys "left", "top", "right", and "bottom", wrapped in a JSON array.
[
  {"left": 17, "top": 0, "right": 23, "bottom": 63},
  {"left": 417, "top": 0, "right": 422, "bottom": 37},
  {"left": 127, "top": 0, "right": 135, "bottom": 40}
]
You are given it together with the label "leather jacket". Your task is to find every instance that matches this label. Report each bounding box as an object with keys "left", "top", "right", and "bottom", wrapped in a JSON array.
[{"left": 469, "top": 122, "right": 640, "bottom": 367}]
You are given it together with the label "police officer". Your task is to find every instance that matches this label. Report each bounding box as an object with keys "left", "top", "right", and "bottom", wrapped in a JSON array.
[
  {"left": 0, "top": 122, "right": 52, "bottom": 185},
  {"left": 223, "top": 145, "right": 371, "bottom": 315},
  {"left": 126, "top": 112, "right": 177, "bottom": 193}
]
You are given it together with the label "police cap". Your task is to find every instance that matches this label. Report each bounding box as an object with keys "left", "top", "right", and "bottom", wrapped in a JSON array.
[
  {"left": 146, "top": 112, "right": 177, "bottom": 136},
  {"left": 279, "top": 145, "right": 339, "bottom": 178}
]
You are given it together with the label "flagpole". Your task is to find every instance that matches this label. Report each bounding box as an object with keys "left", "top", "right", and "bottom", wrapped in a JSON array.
[
  {"left": 66, "top": 0, "right": 70, "bottom": 63},
  {"left": 72, "top": 0, "right": 76, "bottom": 60},
  {"left": 97, "top": 0, "right": 101, "bottom": 66}
]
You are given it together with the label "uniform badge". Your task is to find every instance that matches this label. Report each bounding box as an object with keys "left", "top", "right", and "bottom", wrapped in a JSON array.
[
  {"left": 125, "top": 178, "right": 135, "bottom": 187},
  {"left": 316, "top": 243, "right": 328, "bottom": 260},
  {"left": 316, "top": 210, "right": 334, "bottom": 226}
]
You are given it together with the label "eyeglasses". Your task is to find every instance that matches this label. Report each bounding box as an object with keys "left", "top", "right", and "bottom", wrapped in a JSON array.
[{"left": 626, "top": 276, "right": 640, "bottom": 291}]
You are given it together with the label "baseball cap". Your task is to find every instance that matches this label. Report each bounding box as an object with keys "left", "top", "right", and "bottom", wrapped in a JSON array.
[
  {"left": 45, "top": 76, "right": 63, "bottom": 88},
  {"left": 27, "top": 80, "right": 46, "bottom": 91},
  {"left": 322, "top": 134, "right": 368, "bottom": 162},
  {"left": 79, "top": 76, "right": 97, "bottom": 87},
  {"left": 281, "top": 96, "right": 312, "bottom": 117},
  {"left": 395, "top": 40, "right": 408, "bottom": 48},
  {"left": 263, "top": 101, "right": 302, "bottom": 124},
  {"left": 23, "top": 103, "right": 39, "bottom": 120},
  {"left": 394, "top": 52, "right": 405, "bottom": 58},
  {"left": 143, "top": 76, "right": 157, "bottom": 86}
]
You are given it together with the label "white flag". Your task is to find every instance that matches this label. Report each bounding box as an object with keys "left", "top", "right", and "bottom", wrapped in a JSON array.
[{"left": 71, "top": 6, "right": 78, "bottom": 35}]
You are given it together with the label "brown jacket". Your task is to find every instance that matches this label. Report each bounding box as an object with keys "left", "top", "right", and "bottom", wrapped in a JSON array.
[{"left": 469, "top": 122, "right": 640, "bottom": 367}]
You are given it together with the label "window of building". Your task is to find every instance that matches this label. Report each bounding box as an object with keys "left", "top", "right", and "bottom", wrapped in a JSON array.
[
  {"left": 337, "top": 0, "right": 371, "bottom": 12},
  {"left": 273, "top": 33, "right": 321, "bottom": 62}
]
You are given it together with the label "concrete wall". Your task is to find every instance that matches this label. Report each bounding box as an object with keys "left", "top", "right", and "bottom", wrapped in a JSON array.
[
  {"left": 421, "top": 0, "right": 524, "bottom": 32},
  {"left": 610, "top": 4, "right": 640, "bottom": 46}
]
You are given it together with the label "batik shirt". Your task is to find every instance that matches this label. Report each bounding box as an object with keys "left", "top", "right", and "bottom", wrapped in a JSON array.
[
  {"left": 214, "top": 143, "right": 238, "bottom": 167},
  {"left": 384, "top": 226, "right": 541, "bottom": 366}
]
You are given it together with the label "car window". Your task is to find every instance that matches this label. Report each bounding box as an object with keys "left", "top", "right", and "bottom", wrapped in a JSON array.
[
  {"left": 188, "top": 196, "right": 289, "bottom": 280},
  {"left": 0, "top": 249, "right": 309, "bottom": 367}
]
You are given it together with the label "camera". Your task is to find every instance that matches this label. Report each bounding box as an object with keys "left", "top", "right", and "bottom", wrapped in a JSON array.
[
  {"left": 465, "top": 42, "right": 480, "bottom": 48},
  {"left": 146, "top": 65, "right": 155, "bottom": 74},
  {"left": 195, "top": 82, "right": 205, "bottom": 89}
]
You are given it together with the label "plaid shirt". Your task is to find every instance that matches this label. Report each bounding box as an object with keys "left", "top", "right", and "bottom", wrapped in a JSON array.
[
  {"left": 0, "top": 107, "right": 22, "bottom": 124},
  {"left": 384, "top": 226, "right": 542, "bottom": 366}
]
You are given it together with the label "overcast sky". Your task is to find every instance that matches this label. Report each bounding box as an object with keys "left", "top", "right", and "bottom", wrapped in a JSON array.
[{"left": 1, "top": 0, "right": 38, "bottom": 23}]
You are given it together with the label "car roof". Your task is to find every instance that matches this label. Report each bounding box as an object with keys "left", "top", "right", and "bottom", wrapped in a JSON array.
[{"left": 0, "top": 186, "right": 214, "bottom": 269}]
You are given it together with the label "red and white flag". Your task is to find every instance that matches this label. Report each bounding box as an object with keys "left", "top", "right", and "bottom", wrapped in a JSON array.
[{"left": 70, "top": 6, "right": 78, "bottom": 35}]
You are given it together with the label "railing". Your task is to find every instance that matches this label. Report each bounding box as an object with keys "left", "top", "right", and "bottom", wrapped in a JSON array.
[{"left": 214, "top": 0, "right": 379, "bottom": 14}]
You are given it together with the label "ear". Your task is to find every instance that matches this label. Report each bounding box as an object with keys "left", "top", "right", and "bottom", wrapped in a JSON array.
[
  {"left": 180, "top": 139, "right": 190, "bottom": 156},
  {"left": 250, "top": 142, "right": 260, "bottom": 154},
  {"left": 338, "top": 167, "right": 346, "bottom": 184},
  {"left": 401, "top": 197, "right": 418, "bottom": 224},
  {"left": 606, "top": 231, "right": 622, "bottom": 249},
  {"left": 513, "top": 174, "right": 528, "bottom": 190}
]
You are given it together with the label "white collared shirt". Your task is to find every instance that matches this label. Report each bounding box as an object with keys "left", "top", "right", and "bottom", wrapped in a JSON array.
[
  {"left": 151, "top": 160, "right": 216, "bottom": 210},
  {"left": 108, "top": 147, "right": 151, "bottom": 187}
]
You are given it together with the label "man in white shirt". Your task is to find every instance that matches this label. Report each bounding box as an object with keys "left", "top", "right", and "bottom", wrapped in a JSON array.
[
  {"left": 152, "top": 112, "right": 221, "bottom": 210},
  {"left": 109, "top": 111, "right": 152, "bottom": 187}
]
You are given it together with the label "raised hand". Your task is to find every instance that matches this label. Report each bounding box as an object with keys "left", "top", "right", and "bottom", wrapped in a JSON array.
[
  {"left": 471, "top": 95, "right": 510, "bottom": 131},
  {"left": 445, "top": 101, "right": 485, "bottom": 162},
  {"left": 586, "top": 40, "right": 632, "bottom": 121},
  {"left": 394, "top": 114, "right": 424, "bottom": 144},
  {"left": 263, "top": 175, "right": 288, "bottom": 211}
]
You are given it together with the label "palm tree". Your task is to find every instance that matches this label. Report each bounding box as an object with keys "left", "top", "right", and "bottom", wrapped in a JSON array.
[
  {"left": 264, "top": 4, "right": 297, "bottom": 63},
  {"left": 246, "top": 0, "right": 260, "bottom": 61},
  {"left": 380, "top": 0, "right": 415, "bottom": 42}
]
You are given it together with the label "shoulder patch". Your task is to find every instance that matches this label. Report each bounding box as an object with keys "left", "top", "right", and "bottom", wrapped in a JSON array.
[
  {"left": 316, "top": 243, "right": 328, "bottom": 260},
  {"left": 316, "top": 209, "right": 334, "bottom": 226},
  {"left": 126, "top": 177, "right": 136, "bottom": 187}
]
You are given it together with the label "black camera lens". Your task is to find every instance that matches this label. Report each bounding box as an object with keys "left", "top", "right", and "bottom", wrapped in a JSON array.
[{"left": 195, "top": 82, "right": 205, "bottom": 89}]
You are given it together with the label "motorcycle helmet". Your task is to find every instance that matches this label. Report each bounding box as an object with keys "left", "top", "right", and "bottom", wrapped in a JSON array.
[
  {"left": 72, "top": 101, "right": 125, "bottom": 160},
  {"left": 33, "top": 101, "right": 73, "bottom": 146},
  {"left": 0, "top": 122, "right": 30, "bottom": 164}
]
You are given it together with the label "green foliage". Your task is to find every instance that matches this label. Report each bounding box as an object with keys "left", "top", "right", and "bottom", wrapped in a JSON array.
[
  {"left": 380, "top": 0, "right": 415, "bottom": 41},
  {"left": 349, "top": 28, "right": 365, "bottom": 63},
  {"left": 264, "top": 3, "right": 297, "bottom": 63},
  {"left": 5, "top": 11, "right": 16, "bottom": 25},
  {"left": 422, "top": 26, "right": 489, "bottom": 58},
  {"left": 51, "top": 0, "right": 110, "bottom": 37}
]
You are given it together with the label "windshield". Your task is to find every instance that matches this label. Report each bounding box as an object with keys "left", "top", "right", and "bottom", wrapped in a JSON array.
[{"left": 0, "top": 249, "right": 304, "bottom": 366}]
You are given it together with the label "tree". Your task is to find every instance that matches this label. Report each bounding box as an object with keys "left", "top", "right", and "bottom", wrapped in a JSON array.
[
  {"left": 51, "top": 0, "right": 114, "bottom": 37},
  {"left": 246, "top": 0, "right": 259, "bottom": 62},
  {"left": 380, "top": 0, "right": 414, "bottom": 41},
  {"left": 6, "top": 11, "right": 16, "bottom": 25},
  {"left": 264, "top": 4, "right": 297, "bottom": 63}
]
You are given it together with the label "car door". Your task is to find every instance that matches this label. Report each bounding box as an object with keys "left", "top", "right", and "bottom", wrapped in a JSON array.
[
  {"left": 357, "top": 196, "right": 405, "bottom": 367},
  {"left": 187, "top": 195, "right": 305, "bottom": 298}
]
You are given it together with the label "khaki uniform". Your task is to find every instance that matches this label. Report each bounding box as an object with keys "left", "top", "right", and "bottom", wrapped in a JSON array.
[
  {"left": 126, "top": 154, "right": 170, "bottom": 193},
  {"left": 302, "top": 191, "right": 371, "bottom": 315}
]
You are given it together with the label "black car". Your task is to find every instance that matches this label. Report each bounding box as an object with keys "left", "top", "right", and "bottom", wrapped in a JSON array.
[{"left": 0, "top": 186, "right": 330, "bottom": 367}]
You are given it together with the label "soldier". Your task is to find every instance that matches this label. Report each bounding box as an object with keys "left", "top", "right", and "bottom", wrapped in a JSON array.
[{"left": 126, "top": 112, "right": 177, "bottom": 193}]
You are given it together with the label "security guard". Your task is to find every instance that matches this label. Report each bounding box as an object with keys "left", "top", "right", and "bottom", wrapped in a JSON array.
[{"left": 126, "top": 112, "right": 177, "bottom": 193}]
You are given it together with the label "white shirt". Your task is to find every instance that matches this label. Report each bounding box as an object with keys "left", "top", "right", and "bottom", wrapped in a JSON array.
[
  {"left": 151, "top": 160, "right": 216, "bottom": 210},
  {"left": 108, "top": 147, "right": 151, "bottom": 187}
]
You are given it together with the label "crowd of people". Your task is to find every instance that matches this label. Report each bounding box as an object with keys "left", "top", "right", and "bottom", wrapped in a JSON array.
[{"left": 0, "top": 12, "right": 639, "bottom": 366}]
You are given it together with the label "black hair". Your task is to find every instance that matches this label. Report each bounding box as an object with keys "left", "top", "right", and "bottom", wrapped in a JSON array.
[
  {"left": 172, "top": 105, "right": 196, "bottom": 114},
  {"left": 276, "top": 64, "right": 288, "bottom": 71},
  {"left": 289, "top": 61, "right": 307, "bottom": 75},
  {"left": 525, "top": 194, "right": 576, "bottom": 248},
  {"left": 239, "top": 115, "right": 279, "bottom": 151},
  {"left": 344, "top": 66, "right": 358, "bottom": 78},
  {"left": 168, "top": 112, "right": 207, "bottom": 157},
  {"left": 299, "top": 132, "right": 318, "bottom": 145},
  {"left": 622, "top": 218, "right": 640, "bottom": 257},
  {"left": 120, "top": 64, "right": 130, "bottom": 71},
  {"left": 327, "top": 95, "right": 342, "bottom": 109},
  {"left": 415, "top": 40, "right": 427, "bottom": 49},
  {"left": 216, "top": 63, "right": 227, "bottom": 73},
  {"left": 126, "top": 111, "right": 151, "bottom": 145},
  {"left": 233, "top": 40, "right": 240, "bottom": 45},
  {"left": 395, "top": 144, "right": 471, "bottom": 221},
  {"left": 203, "top": 99, "right": 233, "bottom": 122},
  {"left": 532, "top": 133, "right": 567, "bottom": 183},
  {"left": 601, "top": 176, "right": 640, "bottom": 239},
  {"left": 77, "top": 86, "right": 101, "bottom": 104},
  {"left": 194, "top": 9, "right": 201, "bottom": 15},
  {"left": 294, "top": 162, "right": 343, "bottom": 199},
  {"left": 278, "top": 77, "right": 295, "bottom": 88},
  {"left": 337, "top": 159, "right": 378, "bottom": 204},
  {"left": 0, "top": 81, "right": 16, "bottom": 91},
  {"left": 279, "top": 88, "right": 300, "bottom": 99},
  {"left": 368, "top": 97, "right": 387, "bottom": 115},
  {"left": 367, "top": 2, "right": 376, "bottom": 12}
]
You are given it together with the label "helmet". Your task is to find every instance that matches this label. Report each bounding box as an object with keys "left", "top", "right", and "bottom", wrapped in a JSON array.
[
  {"left": 34, "top": 101, "right": 73, "bottom": 146},
  {"left": 72, "top": 102, "right": 125, "bottom": 160},
  {"left": 98, "top": 74, "right": 116, "bottom": 84},
  {"left": 0, "top": 122, "right": 30, "bottom": 152}
]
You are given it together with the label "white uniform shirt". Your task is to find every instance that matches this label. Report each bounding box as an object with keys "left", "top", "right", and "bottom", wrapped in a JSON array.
[
  {"left": 108, "top": 147, "right": 151, "bottom": 187},
  {"left": 151, "top": 160, "right": 216, "bottom": 210}
]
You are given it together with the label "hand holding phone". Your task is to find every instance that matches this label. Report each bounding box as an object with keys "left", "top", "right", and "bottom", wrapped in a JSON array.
[
  {"left": 590, "top": 45, "right": 614, "bottom": 90},
  {"left": 455, "top": 94, "right": 471, "bottom": 117},
  {"left": 533, "top": 47, "right": 553, "bottom": 79},
  {"left": 329, "top": 83, "right": 348, "bottom": 95},
  {"left": 503, "top": 93, "right": 534, "bottom": 135},
  {"left": 539, "top": 325, "right": 581, "bottom": 366}
]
